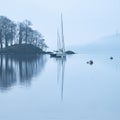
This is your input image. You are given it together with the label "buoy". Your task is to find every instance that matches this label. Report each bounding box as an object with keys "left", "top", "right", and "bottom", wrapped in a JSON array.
[
  {"left": 110, "top": 57, "right": 113, "bottom": 60},
  {"left": 87, "top": 60, "right": 93, "bottom": 65},
  {"left": 89, "top": 60, "right": 93, "bottom": 65}
]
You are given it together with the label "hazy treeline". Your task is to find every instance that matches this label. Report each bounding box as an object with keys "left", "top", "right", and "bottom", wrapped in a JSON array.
[{"left": 0, "top": 16, "right": 47, "bottom": 50}]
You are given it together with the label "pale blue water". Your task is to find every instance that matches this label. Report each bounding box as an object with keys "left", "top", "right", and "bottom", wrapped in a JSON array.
[{"left": 0, "top": 54, "right": 120, "bottom": 120}]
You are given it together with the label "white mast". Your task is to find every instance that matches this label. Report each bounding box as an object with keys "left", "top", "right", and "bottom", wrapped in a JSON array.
[
  {"left": 57, "top": 28, "right": 61, "bottom": 51},
  {"left": 61, "top": 13, "right": 65, "bottom": 53}
]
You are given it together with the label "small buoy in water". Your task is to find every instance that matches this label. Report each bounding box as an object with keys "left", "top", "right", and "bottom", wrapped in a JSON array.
[
  {"left": 87, "top": 60, "right": 93, "bottom": 65},
  {"left": 86, "top": 61, "right": 89, "bottom": 64},
  {"left": 110, "top": 57, "right": 113, "bottom": 60},
  {"left": 89, "top": 60, "right": 93, "bottom": 65}
]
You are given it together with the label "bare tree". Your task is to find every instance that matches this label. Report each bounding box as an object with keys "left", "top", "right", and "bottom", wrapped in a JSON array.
[
  {"left": 18, "top": 22, "right": 25, "bottom": 44},
  {"left": 0, "top": 16, "right": 17, "bottom": 47},
  {"left": 23, "top": 20, "right": 32, "bottom": 44},
  {"left": 0, "top": 28, "right": 3, "bottom": 48},
  {"left": 9, "top": 22, "right": 17, "bottom": 46},
  {"left": 0, "top": 16, "right": 47, "bottom": 50}
]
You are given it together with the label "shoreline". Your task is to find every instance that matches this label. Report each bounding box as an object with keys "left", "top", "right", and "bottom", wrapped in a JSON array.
[{"left": 0, "top": 44, "right": 75, "bottom": 55}]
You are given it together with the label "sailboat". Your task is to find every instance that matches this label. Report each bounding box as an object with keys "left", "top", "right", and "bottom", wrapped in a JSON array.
[{"left": 50, "top": 14, "right": 66, "bottom": 58}]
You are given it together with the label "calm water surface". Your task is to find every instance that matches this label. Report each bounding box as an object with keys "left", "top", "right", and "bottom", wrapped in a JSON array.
[{"left": 0, "top": 54, "right": 120, "bottom": 120}]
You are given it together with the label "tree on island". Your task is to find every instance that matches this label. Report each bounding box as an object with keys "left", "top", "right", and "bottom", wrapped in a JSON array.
[{"left": 0, "top": 16, "right": 47, "bottom": 51}]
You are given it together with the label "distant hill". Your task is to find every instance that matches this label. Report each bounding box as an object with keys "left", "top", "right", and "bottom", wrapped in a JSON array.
[{"left": 71, "top": 34, "right": 120, "bottom": 53}]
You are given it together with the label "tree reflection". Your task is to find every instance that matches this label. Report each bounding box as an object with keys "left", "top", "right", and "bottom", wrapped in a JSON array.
[
  {"left": 0, "top": 55, "right": 47, "bottom": 91},
  {"left": 0, "top": 55, "right": 16, "bottom": 91}
]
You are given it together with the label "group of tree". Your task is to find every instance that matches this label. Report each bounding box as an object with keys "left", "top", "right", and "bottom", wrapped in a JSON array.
[{"left": 0, "top": 16, "right": 47, "bottom": 50}]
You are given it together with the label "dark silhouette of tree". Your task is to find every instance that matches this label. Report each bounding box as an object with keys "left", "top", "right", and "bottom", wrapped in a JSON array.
[
  {"left": 0, "top": 15, "right": 47, "bottom": 50},
  {"left": 0, "top": 16, "right": 11, "bottom": 47},
  {"left": 18, "top": 22, "right": 25, "bottom": 44},
  {"left": 9, "top": 22, "right": 17, "bottom": 46},
  {"left": 23, "top": 20, "right": 32, "bottom": 44},
  {"left": 30, "top": 30, "right": 47, "bottom": 50},
  {"left": 0, "top": 29, "right": 3, "bottom": 48},
  {"left": 0, "top": 16, "right": 5, "bottom": 48},
  {"left": 0, "top": 16, "right": 17, "bottom": 47}
]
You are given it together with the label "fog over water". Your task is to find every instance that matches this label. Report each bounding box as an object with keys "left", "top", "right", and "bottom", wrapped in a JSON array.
[
  {"left": 0, "top": 1, "right": 120, "bottom": 120},
  {"left": 1, "top": 0, "right": 120, "bottom": 49}
]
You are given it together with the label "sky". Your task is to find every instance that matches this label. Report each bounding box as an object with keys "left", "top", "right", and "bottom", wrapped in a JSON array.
[{"left": 0, "top": 0, "right": 120, "bottom": 50}]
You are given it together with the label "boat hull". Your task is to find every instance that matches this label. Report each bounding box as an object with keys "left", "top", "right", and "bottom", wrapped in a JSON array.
[{"left": 50, "top": 53, "right": 66, "bottom": 58}]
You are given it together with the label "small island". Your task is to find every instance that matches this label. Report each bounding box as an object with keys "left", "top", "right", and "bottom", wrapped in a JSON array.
[
  {"left": 0, "top": 16, "right": 47, "bottom": 55},
  {"left": 0, "top": 44, "right": 46, "bottom": 54}
]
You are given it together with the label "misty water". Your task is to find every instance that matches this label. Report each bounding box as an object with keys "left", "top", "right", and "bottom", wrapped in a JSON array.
[{"left": 0, "top": 54, "right": 120, "bottom": 120}]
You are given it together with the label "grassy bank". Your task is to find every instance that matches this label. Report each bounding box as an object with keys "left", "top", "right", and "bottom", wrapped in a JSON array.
[{"left": 0, "top": 44, "right": 45, "bottom": 55}]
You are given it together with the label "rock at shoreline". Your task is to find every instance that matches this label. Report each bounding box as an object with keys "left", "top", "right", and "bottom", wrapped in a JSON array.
[{"left": 65, "top": 50, "right": 75, "bottom": 54}]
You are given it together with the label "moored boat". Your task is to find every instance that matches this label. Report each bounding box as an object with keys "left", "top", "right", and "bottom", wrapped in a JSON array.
[{"left": 50, "top": 13, "right": 66, "bottom": 58}]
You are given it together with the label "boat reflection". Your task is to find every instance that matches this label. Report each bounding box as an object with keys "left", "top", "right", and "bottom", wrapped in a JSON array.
[
  {"left": 0, "top": 55, "right": 47, "bottom": 91},
  {"left": 56, "top": 57, "right": 66, "bottom": 101}
]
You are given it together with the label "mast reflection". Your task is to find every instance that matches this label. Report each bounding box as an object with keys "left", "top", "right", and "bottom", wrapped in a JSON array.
[{"left": 56, "top": 57, "right": 66, "bottom": 101}]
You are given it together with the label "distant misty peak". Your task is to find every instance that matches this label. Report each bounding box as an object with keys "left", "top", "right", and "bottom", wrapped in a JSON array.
[{"left": 69, "top": 33, "right": 120, "bottom": 53}]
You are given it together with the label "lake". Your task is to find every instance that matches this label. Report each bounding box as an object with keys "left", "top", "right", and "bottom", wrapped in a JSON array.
[{"left": 0, "top": 53, "right": 120, "bottom": 120}]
